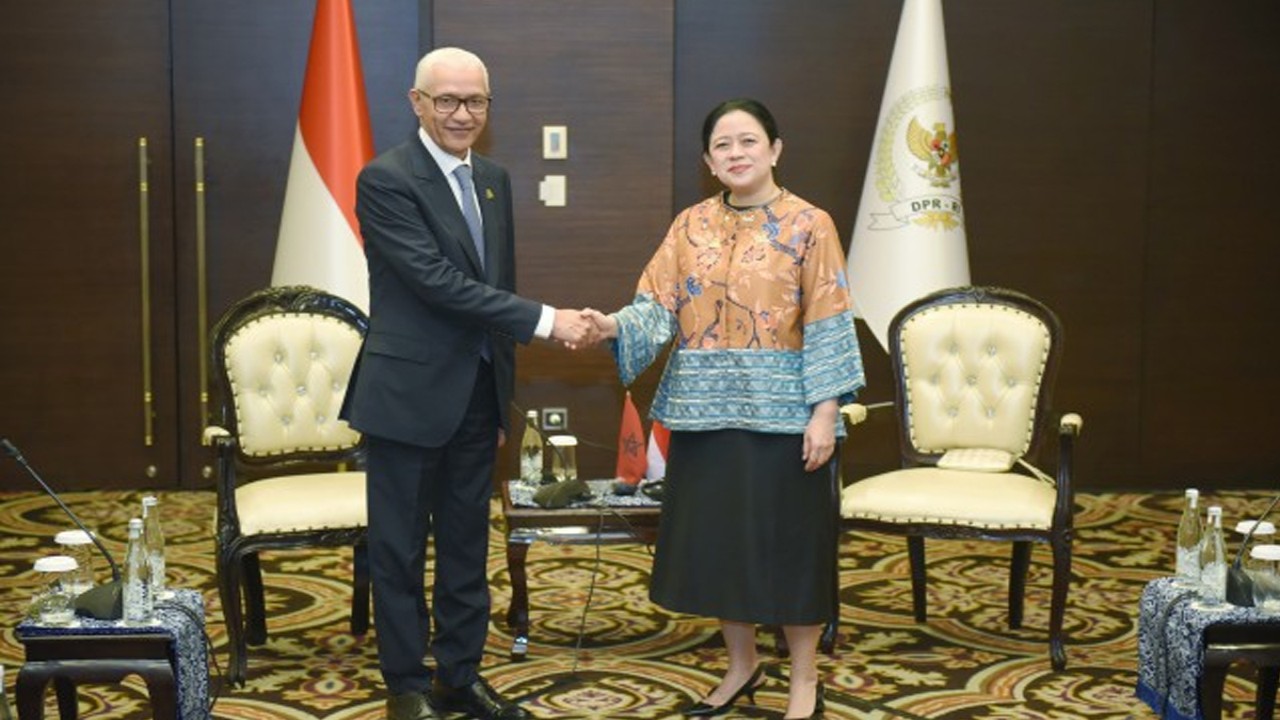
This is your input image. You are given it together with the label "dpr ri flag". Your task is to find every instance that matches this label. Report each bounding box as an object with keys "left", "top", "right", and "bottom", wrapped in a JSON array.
[{"left": 846, "top": 0, "right": 970, "bottom": 350}]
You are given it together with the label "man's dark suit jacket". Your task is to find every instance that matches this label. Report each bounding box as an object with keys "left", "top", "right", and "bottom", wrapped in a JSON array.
[{"left": 341, "top": 136, "right": 542, "bottom": 446}]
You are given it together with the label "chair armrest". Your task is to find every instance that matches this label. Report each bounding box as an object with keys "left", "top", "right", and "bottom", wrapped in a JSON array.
[
  {"left": 203, "top": 425, "right": 232, "bottom": 446},
  {"left": 1055, "top": 412, "right": 1081, "bottom": 526},
  {"left": 1059, "top": 412, "right": 1083, "bottom": 436},
  {"left": 839, "top": 401, "right": 894, "bottom": 428},
  {"left": 204, "top": 425, "right": 243, "bottom": 535},
  {"left": 204, "top": 425, "right": 239, "bottom": 467},
  {"left": 840, "top": 404, "right": 868, "bottom": 426}
]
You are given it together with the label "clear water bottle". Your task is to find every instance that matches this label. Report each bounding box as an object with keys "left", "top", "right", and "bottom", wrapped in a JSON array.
[
  {"left": 123, "top": 517, "right": 153, "bottom": 624},
  {"left": 519, "top": 409, "right": 544, "bottom": 488},
  {"left": 1200, "top": 505, "right": 1228, "bottom": 604},
  {"left": 1175, "top": 488, "right": 1203, "bottom": 585},
  {"left": 141, "top": 495, "right": 167, "bottom": 599}
]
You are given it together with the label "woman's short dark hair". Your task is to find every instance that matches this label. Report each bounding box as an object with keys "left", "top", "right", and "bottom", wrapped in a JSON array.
[{"left": 701, "top": 98, "right": 780, "bottom": 154}]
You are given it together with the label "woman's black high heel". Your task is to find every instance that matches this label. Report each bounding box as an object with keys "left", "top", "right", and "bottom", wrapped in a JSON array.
[
  {"left": 682, "top": 664, "right": 767, "bottom": 717},
  {"left": 783, "top": 680, "right": 825, "bottom": 720}
]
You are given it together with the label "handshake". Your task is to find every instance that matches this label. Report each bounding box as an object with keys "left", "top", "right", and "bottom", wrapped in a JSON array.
[{"left": 550, "top": 308, "right": 617, "bottom": 350}]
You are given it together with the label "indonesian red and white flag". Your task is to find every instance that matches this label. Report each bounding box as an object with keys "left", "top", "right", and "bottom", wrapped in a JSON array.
[
  {"left": 271, "top": 0, "right": 373, "bottom": 312},
  {"left": 644, "top": 419, "right": 670, "bottom": 481},
  {"left": 846, "top": 0, "right": 970, "bottom": 350}
]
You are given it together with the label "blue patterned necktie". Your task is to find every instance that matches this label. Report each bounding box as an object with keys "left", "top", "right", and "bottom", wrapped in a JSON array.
[
  {"left": 452, "top": 164, "right": 491, "bottom": 361},
  {"left": 452, "top": 164, "right": 485, "bottom": 270}
]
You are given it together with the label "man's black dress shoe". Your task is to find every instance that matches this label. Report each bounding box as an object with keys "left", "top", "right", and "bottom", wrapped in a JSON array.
[
  {"left": 433, "top": 677, "right": 531, "bottom": 720},
  {"left": 386, "top": 690, "right": 441, "bottom": 720}
]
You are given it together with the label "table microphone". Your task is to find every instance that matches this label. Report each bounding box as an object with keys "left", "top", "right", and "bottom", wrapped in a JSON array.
[{"left": 2, "top": 438, "right": 123, "bottom": 620}]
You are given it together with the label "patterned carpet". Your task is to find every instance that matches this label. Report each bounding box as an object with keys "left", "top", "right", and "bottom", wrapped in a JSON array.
[{"left": 1, "top": 489, "right": 1276, "bottom": 719}]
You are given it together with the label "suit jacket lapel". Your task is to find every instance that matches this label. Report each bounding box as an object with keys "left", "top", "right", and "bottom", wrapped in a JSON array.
[{"left": 407, "top": 140, "right": 486, "bottom": 278}]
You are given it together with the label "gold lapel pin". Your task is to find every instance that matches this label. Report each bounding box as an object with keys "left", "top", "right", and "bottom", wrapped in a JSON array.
[{"left": 485, "top": 188, "right": 495, "bottom": 200}]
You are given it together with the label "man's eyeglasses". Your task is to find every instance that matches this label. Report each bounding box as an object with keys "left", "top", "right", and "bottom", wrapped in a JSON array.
[{"left": 415, "top": 89, "right": 491, "bottom": 115}]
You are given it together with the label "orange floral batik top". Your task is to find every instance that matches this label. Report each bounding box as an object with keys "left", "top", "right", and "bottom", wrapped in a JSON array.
[{"left": 611, "top": 190, "right": 865, "bottom": 435}]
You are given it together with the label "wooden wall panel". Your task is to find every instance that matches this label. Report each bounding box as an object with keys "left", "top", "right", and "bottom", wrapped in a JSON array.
[
  {"left": 1143, "top": 1, "right": 1280, "bottom": 487},
  {"left": 0, "top": 2, "right": 179, "bottom": 490},
  {"left": 673, "top": 2, "right": 898, "bottom": 235},
  {"left": 0, "top": 2, "right": 421, "bottom": 490},
  {"left": 946, "top": 0, "right": 1154, "bottom": 487},
  {"left": 431, "top": 1, "right": 675, "bottom": 481}
]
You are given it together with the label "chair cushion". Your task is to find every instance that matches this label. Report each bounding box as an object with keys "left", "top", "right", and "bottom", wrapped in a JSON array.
[
  {"left": 899, "top": 302, "right": 1051, "bottom": 457},
  {"left": 224, "top": 313, "right": 363, "bottom": 457},
  {"left": 234, "top": 471, "right": 367, "bottom": 535},
  {"left": 841, "top": 467, "right": 1056, "bottom": 530},
  {"left": 938, "top": 447, "right": 1016, "bottom": 472}
]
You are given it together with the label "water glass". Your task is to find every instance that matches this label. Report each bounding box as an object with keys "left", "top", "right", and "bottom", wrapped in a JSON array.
[
  {"left": 548, "top": 435, "right": 578, "bottom": 482},
  {"left": 55, "top": 529, "right": 97, "bottom": 596},
  {"left": 31, "top": 555, "right": 78, "bottom": 626},
  {"left": 1249, "top": 544, "right": 1280, "bottom": 612}
]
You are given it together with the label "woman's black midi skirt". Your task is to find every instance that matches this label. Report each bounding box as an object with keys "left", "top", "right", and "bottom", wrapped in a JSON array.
[{"left": 648, "top": 428, "right": 838, "bottom": 626}]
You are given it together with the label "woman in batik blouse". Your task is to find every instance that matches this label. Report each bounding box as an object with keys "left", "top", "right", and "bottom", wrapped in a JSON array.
[{"left": 586, "top": 99, "right": 865, "bottom": 720}]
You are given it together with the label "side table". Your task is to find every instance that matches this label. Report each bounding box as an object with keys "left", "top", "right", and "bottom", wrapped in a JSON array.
[
  {"left": 15, "top": 589, "right": 208, "bottom": 720},
  {"left": 1137, "top": 577, "right": 1280, "bottom": 720},
  {"left": 1201, "top": 622, "right": 1280, "bottom": 720},
  {"left": 499, "top": 479, "right": 661, "bottom": 659}
]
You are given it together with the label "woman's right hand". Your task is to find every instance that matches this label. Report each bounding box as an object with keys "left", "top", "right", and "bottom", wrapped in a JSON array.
[{"left": 581, "top": 308, "right": 619, "bottom": 341}]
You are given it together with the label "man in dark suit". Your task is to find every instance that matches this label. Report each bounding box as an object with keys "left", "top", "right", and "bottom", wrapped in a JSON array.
[{"left": 341, "top": 47, "right": 593, "bottom": 720}]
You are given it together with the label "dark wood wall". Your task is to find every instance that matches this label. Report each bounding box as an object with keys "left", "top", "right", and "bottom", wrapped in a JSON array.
[
  {"left": 1143, "top": 3, "right": 1280, "bottom": 485},
  {"left": 2, "top": 1, "right": 1277, "bottom": 492},
  {"left": 0, "top": 2, "right": 180, "bottom": 489},
  {"left": 0, "top": 1, "right": 420, "bottom": 490}
]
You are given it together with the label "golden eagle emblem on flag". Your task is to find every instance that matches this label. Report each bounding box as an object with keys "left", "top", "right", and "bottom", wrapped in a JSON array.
[{"left": 907, "top": 117, "right": 958, "bottom": 187}]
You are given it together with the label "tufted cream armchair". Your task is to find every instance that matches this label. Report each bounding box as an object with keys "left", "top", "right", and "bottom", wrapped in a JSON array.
[
  {"left": 204, "top": 286, "right": 369, "bottom": 685},
  {"left": 840, "top": 286, "right": 1082, "bottom": 670}
]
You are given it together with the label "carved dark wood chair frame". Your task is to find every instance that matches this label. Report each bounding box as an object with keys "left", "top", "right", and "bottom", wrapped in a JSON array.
[
  {"left": 839, "top": 286, "right": 1081, "bottom": 670},
  {"left": 206, "top": 286, "right": 371, "bottom": 685}
]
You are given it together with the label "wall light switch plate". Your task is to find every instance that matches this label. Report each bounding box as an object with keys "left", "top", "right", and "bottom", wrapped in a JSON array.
[
  {"left": 538, "top": 175, "right": 566, "bottom": 207},
  {"left": 541, "top": 407, "right": 568, "bottom": 431},
  {"left": 542, "top": 125, "right": 568, "bottom": 159}
]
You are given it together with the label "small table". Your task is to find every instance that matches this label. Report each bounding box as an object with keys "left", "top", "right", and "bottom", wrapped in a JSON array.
[
  {"left": 1137, "top": 577, "right": 1280, "bottom": 720},
  {"left": 15, "top": 589, "right": 208, "bottom": 720},
  {"left": 499, "top": 479, "right": 661, "bottom": 659}
]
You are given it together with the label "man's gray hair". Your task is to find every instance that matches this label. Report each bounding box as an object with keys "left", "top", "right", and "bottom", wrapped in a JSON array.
[{"left": 414, "top": 47, "right": 490, "bottom": 93}]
